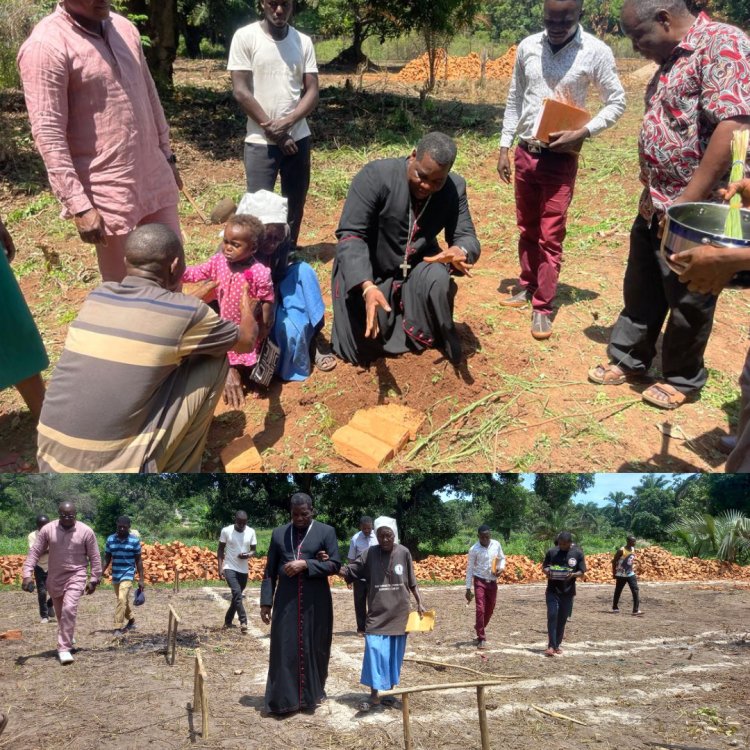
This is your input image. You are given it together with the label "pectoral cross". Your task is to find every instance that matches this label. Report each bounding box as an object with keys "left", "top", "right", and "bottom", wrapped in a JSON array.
[{"left": 400, "top": 258, "right": 411, "bottom": 277}]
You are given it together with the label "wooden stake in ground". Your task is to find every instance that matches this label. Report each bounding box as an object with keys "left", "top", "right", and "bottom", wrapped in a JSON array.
[
  {"left": 173, "top": 567, "right": 180, "bottom": 593},
  {"left": 192, "top": 648, "right": 209, "bottom": 739},
  {"left": 379, "top": 679, "right": 510, "bottom": 750},
  {"left": 181, "top": 186, "right": 209, "bottom": 225},
  {"left": 166, "top": 604, "right": 181, "bottom": 665}
]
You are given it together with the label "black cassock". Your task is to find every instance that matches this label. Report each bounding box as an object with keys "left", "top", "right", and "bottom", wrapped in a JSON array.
[
  {"left": 261, "top": 520, "right": 341, "bottom": 714},
  {"left": 331, "top": 157, "right": 481, "bottom": 365}
]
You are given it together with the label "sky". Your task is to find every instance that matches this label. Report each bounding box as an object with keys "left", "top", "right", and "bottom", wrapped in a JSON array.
[{"left": 519, "top": 474, "right": 684, "bottom": 506}]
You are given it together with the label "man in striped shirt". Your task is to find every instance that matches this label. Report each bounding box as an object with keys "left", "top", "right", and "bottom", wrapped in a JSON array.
[
  {"left": 465, "top": 525, "right": 506, "bottom": 649},
  {"left": 37, "top": 223, "right": 260, "bottom": 472},
  {"left": 103, "top": 516, "right": 145, "bottom": 635}
]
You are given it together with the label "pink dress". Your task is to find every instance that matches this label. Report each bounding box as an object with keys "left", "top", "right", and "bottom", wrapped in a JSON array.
[{"left": 182, "top": 254, "right": 273, "bottom": 366}]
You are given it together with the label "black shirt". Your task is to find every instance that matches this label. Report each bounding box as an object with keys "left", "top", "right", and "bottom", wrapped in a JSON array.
[{"left": 543, "top": 545, "right": 586, "bottom": 596}]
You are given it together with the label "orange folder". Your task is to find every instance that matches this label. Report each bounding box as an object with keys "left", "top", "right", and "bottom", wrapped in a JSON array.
[{"left": 532, "top": 98, "right": 591, "bottom": 143}]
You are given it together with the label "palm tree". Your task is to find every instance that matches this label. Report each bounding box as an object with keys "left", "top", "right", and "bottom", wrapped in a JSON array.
[
  {"left": 604, "top": 491, "right": 629, "bottom": 522},
  {"left": 667, "top": 511, "right": 750, "bottom": 563}
]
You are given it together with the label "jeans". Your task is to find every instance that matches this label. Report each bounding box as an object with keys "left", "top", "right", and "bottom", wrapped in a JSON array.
[
  {"left": 546, "top": 590, "right": 574, "bottom": 649},
  {"left": 34, "top": 565, "right": 54, "bottom": 619},
  {"left": 613, "top": 575, "right": 640, "bottom": 612},
  {"left": 513, "top": 144, "right": 578, "bottom": 315},
  {"left": 243, "top": 137, "right": 311, "bottom": 247},
  {"left": 352, "top": 579, "right": 368, "bottom": 633},
  {"left": 224, "top": 569, "right": 248, "bottom": 625},
  {"left": 473, "top": 577, "right": 498, "bottom": 640}
]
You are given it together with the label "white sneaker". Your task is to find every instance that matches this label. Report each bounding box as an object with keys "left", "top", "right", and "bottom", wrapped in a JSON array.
[
  {"left": 58, "top": 650, "right": 74, "bottom": 665},
  {"left": 40, "top": 617, "right": 49, "bottom": 624}
]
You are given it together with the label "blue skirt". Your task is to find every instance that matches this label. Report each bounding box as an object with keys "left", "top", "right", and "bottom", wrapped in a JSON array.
[{"left": 360, "top": 633, "right": 407, "bottom": 691}]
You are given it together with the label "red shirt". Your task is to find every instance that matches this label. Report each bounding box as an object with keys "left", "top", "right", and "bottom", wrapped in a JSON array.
[{"left": 638, "top": 13, "right": 750, "bottom": 220}]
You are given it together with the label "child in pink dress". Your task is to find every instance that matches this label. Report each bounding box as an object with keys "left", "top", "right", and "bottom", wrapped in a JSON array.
[{"left": 182, "top": 214, "right": 273, "bottom": 407}]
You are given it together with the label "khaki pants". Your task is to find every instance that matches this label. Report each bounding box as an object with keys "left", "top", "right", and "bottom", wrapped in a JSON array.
[{"left": 113, "top": 580, "right": 134, "bottom": 629}]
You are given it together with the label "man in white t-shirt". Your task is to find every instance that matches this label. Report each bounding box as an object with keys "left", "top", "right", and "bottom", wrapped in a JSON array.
[
  {"left": 28, "top": 514, "right": 54, "bottom": 623},
  {"left": 228, "top": 0, "right": 319, "bottom": 247},
  {"left": 217, "top": 510, "right": 257, "bottom": 633},
  {"left": 465, "top": 525, "right": 506, "bottom": 649},
  {"left": 346, "top": 515, "right": 377, "bottom": 636}
]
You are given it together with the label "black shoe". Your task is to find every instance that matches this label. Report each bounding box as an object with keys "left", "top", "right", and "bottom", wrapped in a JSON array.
[
  {"left": 499, "top": 289, "right": 530, "bottom": 308},
  {"left": 531, "top": 312, "right": 552, "bottom": 340}
]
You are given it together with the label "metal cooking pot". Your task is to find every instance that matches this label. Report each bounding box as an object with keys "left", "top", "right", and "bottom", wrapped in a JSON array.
[{"left": 661, "top": 201, "right": 750, "bottom": 287}]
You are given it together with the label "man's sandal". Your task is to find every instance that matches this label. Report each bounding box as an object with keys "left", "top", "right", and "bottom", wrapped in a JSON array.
[
  {"left": 588, "top": 363, "right": 628, "bottom": 385},
  {"left": 314, "top": 339, "right": 337, "bottom": 372},
  {"left": 641, "top": 383, "right": 689, "bottom": 410}
]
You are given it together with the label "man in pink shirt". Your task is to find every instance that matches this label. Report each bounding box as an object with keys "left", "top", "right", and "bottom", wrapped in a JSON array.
[
  {"left": 17, "top": 0, "right": 182, "bottom": 282},
  {"left": 22, "top": 501, "right": 102, "bottom": 665}
]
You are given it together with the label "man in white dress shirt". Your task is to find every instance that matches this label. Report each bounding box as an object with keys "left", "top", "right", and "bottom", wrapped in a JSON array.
[
  {"left": 465, "top": 525, "right": 506, "bottom": 649},
  {"left": 497, "top": 0, "right": 625, "bottom": 340},
  {"left": 218, "top": 510, "right": 257, "bottom": 633},
  {"left": 347, "top": 515, "right": 377, "bottom": 636}
]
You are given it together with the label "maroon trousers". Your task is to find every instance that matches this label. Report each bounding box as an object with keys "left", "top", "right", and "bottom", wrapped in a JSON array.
[
  {"left": 474, "top": 577, "right": 498, "bottom": 640},
  {"left": 513, "top": 145, "right": 579, "bottom": 315}
]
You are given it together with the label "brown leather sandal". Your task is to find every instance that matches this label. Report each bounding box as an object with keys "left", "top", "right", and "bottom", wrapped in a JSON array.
[
  {"left": 588, "top": 363, "right": 628, "bottom": 385},
  {"left": 641, "top": 382, "right": 689, "bottom": 410}
]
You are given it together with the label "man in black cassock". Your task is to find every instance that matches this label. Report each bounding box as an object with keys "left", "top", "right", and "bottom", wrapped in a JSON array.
[
  {"left": 331, "top": 131, "right": 481, "bottom": 366},
  {"left": 260, "top": 492, "right": 341, "bottom": 715}
]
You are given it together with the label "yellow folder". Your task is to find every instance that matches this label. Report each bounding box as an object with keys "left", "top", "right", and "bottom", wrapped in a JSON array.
[{"left": 406, "top": 609, "right": 436, "bottom": 633}]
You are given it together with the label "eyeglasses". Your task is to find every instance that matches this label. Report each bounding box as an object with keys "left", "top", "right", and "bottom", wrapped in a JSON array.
[{"left": 59, "top": 513, "right": 76, "bottom": 520}]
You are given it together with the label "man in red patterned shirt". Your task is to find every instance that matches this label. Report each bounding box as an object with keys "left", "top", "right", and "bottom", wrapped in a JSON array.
[{"left": 589, "top": 0, "right": 750, "bottom": 409}]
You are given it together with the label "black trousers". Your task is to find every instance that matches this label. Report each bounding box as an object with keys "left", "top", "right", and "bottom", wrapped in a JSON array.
[
  {"left": 613, "top": 575, "right": 640, "bottom": 612},
  {"left": 224, "top": 569, "right": 248, "bottom": 625},
  {"left": 546, "top": 590, "right": 573, "bottom": 649},
  {"left": 352, "top": 579, "right": 368, "bottom": 633},
  {"left": 607, "top": 214, "right": 717, "bottom": 392},
  {"left": 244, "top": 136, "right": 311, "bottom": 247},
  {"left": 34, "top": 565, "right": 54, "bottom": 619}
]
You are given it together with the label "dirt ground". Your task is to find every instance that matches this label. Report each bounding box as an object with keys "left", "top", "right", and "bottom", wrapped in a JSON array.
[
  {"left": 0, "top": 60, "right": 747, "bottom": 472},
  {"left": 0, "top": 581, "right": 748, "bottom": 749}
]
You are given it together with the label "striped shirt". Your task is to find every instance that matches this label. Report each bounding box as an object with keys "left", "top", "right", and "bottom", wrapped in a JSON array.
[
  {"left": 105, "top": 533, "right": 142, "bottom": 582},
  {"left": 37, "top": 276, "right": 239, "bottom": 472}
]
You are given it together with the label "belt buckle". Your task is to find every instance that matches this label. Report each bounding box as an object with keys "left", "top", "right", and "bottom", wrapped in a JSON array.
[{"left": 525, "top": 140, "right": 542, "bottom": 154}]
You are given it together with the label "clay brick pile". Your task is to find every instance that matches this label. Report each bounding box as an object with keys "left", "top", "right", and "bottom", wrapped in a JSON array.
[
  {"left": 3, "top": 545, "right": 749, "bottom": 586},
  {"left": 395, "top": 46, "right": 517, "bottom": 84}
]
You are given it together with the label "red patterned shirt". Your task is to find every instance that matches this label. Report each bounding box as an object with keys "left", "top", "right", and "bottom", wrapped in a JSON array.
[{"left": 638, "top": 13, "right": 750, "bottom": 220}]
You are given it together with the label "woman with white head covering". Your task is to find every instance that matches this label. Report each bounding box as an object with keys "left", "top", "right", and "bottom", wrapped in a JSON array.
[
  {"left": 338, "top": 518, "right": 425, "bottom": 712},
  {"left": 238, "top": 190, "right": 337, "bottom": 379}
]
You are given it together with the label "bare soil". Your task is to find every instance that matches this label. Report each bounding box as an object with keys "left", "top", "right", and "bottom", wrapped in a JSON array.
[
  {"left": 0, "top": 61, "right": 746, "bottom": 472},
  {"left": 0, "top": 581, "right": 748, "bottom": 749}
]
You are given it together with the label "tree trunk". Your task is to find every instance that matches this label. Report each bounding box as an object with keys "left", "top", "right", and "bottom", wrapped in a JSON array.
[{"left": 145, "top": 0, "right": 178, "bottom": 94}]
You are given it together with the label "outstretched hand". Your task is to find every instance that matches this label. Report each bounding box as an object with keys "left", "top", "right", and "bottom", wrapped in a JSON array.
[
  {"left": 363, "top": 285, "right": 392, "bottom": 339},
  {"left": 424, "top": 246, "right": 473, "bottom": 276}
]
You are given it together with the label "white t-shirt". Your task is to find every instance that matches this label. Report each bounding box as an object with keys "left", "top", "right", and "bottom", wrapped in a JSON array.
[
  {"left": 219, "top": 524, "right": 257, "bottom": 574},
  {"left": 28, "top": 530, "right": 49, "bottom": 572},
  {"left": 227, "top": 21, "right": 317, "bottom": 145}
]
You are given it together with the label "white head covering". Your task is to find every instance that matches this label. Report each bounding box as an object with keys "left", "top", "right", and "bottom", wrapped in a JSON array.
[
  {"left": 374, "top": 516, "right": 399, "bottom": 544},
  {"left": 236, "top": 189, "right": 288, "bottom": 225}
]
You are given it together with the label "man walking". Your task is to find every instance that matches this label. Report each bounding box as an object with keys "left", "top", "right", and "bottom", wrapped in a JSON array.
[
  {"left": 28, "top": 514, "right": 54, "bottom": 624},
  {"left": 542, "top": 530, "right": 585, "bottom": 656},
  {"left": 17, "top": 0, "right": 182, "bottom": 282},
  {"left": 102, "top": 516, "right": 145, "bottom": 636},
  {"left": 589, "top": 0, "right": 750, "bottom": 408},
  {"left": 218, "top": 510, "right": 257, "bottom": 634},
  {"left": 465, "top": 525, "right": 506, "bottom": 649},
  {"left": 611, "top": 535, "right": 643, "bottom": 616},
  {"left": 498, "top": 0, "right": 625, "bottom": 340},
  {"left": 22, "top": 502, "right": 102, "bottom": 664},
  {"left": 347, "top": 516, "right": 377, "bottom": 636},
  {"left": 228, "top": 0, "right": 319, "bottom": 246}
]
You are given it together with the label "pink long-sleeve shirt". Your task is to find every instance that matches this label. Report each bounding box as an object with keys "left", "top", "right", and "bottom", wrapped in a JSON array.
[
  {"left": 182, "top": 254, "right": 274, "bottom": 367},
  {"left": 17, "top": 5, "right": 179, "bottom": 234},
  {"left": 23, "top": 520, "right": 103, "bottom": 595}
]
